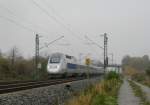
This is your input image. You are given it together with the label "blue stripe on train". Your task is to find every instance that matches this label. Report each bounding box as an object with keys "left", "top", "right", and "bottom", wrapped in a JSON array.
[{"left": 67, "top": 63, "right": 77, "bottom": 69}]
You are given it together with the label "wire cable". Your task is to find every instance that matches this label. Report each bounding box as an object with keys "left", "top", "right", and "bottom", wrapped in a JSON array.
[
  {"left": 0, "top": 15, "right": 35, "bottom": 33},
  {"left": 0, "top": 4, "right": 53, "bottom": 36},
  {"left": 30, "top": 0, "right": 98, "bottom": 57},
  {"left": 85, "top": 35, "right": 104, "bottom": 49},
  {"left": 30, "top": 0, "right": 85, "bottom": 42},
  {"left": 37, "top": 0, "right": 104, "bottom": 58}
]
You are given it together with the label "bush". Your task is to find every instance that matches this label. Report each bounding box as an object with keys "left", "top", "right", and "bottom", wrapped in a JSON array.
[
  {"left": 66, "top": 78, "right": 122, "bottom": 105},
  {"left": 146, "top": 68, "right": 150, "bottom": 76},
  {"left": 105, "top": 71, "right": 119, "bottom": 80},
  {"left": 132, "top": 73, "right": 145, "bottom": 82},
  {"left": 92, "top": 94, "right": 105, "bottom": 105},
  {"left": 0, "top": 58, "right": 12, "bottom": 80}
]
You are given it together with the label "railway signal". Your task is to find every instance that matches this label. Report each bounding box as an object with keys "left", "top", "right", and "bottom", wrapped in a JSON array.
[
  {"left": 85, "top": 57, "right": 91, "bottom": 84},
  {"left": 85, "top": 58, "right": 91, "bottom": 65}
]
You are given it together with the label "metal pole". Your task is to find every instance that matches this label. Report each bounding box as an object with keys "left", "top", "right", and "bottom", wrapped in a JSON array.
[
  {"left": 104, "top": 33, "right": 108, "bottom": 75},
  {"left": 104, "top": 33, "right": 106, "bottom": 75},
  {"left": 112, "top": 53, "right": 113, "bottom": 65},
  {"left": 35, "top": 34, "right": 39, "bottom": 80}
]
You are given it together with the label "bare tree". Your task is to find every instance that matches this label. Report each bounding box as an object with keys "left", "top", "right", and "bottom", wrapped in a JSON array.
[
  {"left": 7, "top": 46, "right": 24, "bottom": 74},
  {"left": 0, "top": 49, "right": 2, "bottom": 58},
  {"left": 8, "top": 46, "right": 18, "bottom": 69}
]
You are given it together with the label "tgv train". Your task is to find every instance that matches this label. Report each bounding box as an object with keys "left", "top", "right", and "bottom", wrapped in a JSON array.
[{"left": 47, "top": 52, "right": 104, "bottom": 77}]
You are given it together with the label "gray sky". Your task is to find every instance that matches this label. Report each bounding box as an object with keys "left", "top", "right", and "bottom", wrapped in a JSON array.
[{"left": 0, "top": 0, "right": 150, "bottom": 64}]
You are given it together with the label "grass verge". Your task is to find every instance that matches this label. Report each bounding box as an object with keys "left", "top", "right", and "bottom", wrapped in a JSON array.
[
  {"left": 129, "top": 80, "right": 150, "bottom": 105},
  {"left": 66, "top": 78, "right": 122, "bottom": 105}
]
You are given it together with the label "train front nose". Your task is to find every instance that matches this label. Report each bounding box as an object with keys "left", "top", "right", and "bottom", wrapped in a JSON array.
[{"left": 47, "top": 64, "right": 60, "bottom": 73}]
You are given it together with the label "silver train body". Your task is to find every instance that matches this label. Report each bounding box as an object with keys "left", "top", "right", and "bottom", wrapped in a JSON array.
[{"left": 47, "top": 52, "right": 104, "bottom": 77}]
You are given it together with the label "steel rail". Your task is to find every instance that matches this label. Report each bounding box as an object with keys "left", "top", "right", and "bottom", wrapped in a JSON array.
[
  {"left": 0, "top": 79, "right": 67, "bottom": 89},
  {"left": 0, "top": 77, "right": 84, "bottom": 94}
]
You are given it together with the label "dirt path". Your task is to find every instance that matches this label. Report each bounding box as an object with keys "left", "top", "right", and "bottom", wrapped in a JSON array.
[
  {"left": 134, "top": 81, "right": 150, "bottom": 102},
  {"left": 118, "top": 79, "right": 140, "bottom": 105}
]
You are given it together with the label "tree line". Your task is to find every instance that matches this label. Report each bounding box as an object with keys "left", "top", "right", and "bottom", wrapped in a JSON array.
[
  {"left": 122, "top": 55, "right": 150, "bottom": 86},
  {"left": 122, "top": 55, "right": 150, "bottom": 73},
  {"left": 0, "top": 47, "right": 48, "bottom": 81}
]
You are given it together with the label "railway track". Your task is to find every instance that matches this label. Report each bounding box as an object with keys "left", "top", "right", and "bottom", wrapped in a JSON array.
[{"left": 0, "top": 77, "right": 84, "bottom": 94}]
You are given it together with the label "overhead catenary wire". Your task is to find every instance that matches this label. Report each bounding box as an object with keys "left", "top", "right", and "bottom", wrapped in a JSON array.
[
  {"left": 0, "top": 4, "right": 73, "bottom": 54},
  {"left": 0, "top": 1, "right": 103, "bottom": 60},
  {"left": 85, "top": 35, "right": 104, "bottom": 49},
  {"left": 39, "top": 0, "right": 87, "bottom": 43},
  {"left": 0, "top": 4, "right": 54, "bottom": 36},
  {"left": 40, "top": 0, "right": 72, "bottom": 28},
  {"left": 39, "top": 36, "right": 64, "bottom": 50},
  {"left": 40, "top": 0, "right": 65, "bottom": 21},
  {"left": 0, "top": 4, "right": 74, "bottom": 53},
  {"left": 30, "top": 0, "right": 97, "bottom": 58},
  {"left": 30, "top": 0, "right": 86, "bottom": 43},
  {"left": 30, "top": 0, "right": 84, "bottom": 45},
  {"left": 0, "top": 15, "right": 35, "bottom": 33},
  {"left": 37, "top": 0, "right": 104, "bottom": 59},
  {"left": 39, "top": 0, "right": 88, "bottom": 43},
  {"left": 85, "top": 38, "right": 103, "bottom": 60},
  {"left": 84, "top": 35, "right": 104, "bottom": 60}
]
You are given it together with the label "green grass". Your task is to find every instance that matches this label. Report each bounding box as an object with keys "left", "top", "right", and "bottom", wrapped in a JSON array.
[
  {"left": 129, "top": 80, "right": 150, "bottom": 105},
  {"left": 66, "top": 78, "right": 122, "bottom": 105},
  {"left": 92, "top": 94, "right": 118, "bottom": 105}
]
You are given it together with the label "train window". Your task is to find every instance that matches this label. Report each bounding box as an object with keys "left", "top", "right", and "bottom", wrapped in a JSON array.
[
  {"left": 66, "top": 55, "right": 72, "bottom": 59},
  {"left": 50, "top": 57, "right": 60, "bottom": 63}
]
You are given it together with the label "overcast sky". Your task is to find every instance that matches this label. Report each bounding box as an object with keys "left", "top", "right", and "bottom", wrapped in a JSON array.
[{"left": 0, "top": 0, "right": 150, "bottom": 64}]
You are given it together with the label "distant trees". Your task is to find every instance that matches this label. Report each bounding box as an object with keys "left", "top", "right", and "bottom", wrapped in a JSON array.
[
  {"left": 0, "top": 49, "right": 2, "bottom": 58},
  {"left": 0, "top": 47, "right": 48, "bottom": 81},
  {"left": 146, "top": 67, "right": 150, "bottom": 76},
  {"left": 122, "top": 55, "right": 130, "bottom": 67},
  {"left": 122, "top": 55, "right": 150, "bottom": 86},
  {"left": 123, "top": 66, "right": 138, "bottom": 78},
  {"left": 91, "top": 60, "right": 103, "bottom": 67},
  {"left": 0, "top": 55, "right": 10, "bottom": 79},
  {"left": 122, "top": 55, "right": 150, "bottom": 82},
  {"left": 122, "top": 55, "right": 150, "bottom": 73}
]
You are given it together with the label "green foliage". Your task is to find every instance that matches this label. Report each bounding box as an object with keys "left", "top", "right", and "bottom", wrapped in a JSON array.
[
  {"left": 92, "top": 94, "right": 105, "bottom": 105},
  {"left": 0, "top": 49, "right": 49, "bottom": 81},
  {"left": 122, "top": 55, "right": 150, "bottom": 87},
  {"left": 146, "top": 67, "right": 150, "bottom": 76},
  {"left": 38, "top": 57, "right": 49, "bottom": 80},
  {"left": 129, "top": 81, "right": 150, "bottom": 105},
  {"left": 0, "top": 57, "right": 11, "bottom": 79},
  {"left": 105, "top": 96, "right": 117, "bottom": 105},
  {"left": 91, "top": 78, "right": 122, "bottom": 105},
  {"left": 66, "top": 78, "right": 122, "bottom": 105},
  {"left": 92, "top": 94, "right": 117, "bottom": 105},
  {"left": 122, "top": 55, "right": 150, "bottom": 72},
  {"left": 129, "top": 81, "right": 142, "bottom": 97},
  {"left": 105, "top": 71, "right": 119, "bottom": 80},
  {"left": 132, "top": 73, "right": 145, "bottom": 82}
]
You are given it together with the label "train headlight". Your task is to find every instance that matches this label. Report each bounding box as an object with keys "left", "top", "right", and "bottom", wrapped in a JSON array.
[
  {"left": 48, "top": 65, "right": 59, "bottom": 69},
  {"left": 47, "top": 64, "right": 60, "bottom": 73},
  {"left": 53, "top": 65, "right": 58, "bottom": 68}
]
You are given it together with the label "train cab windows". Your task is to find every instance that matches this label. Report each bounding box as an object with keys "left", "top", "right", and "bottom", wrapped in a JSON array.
[
  {"left": 66, "top": 55, "right": 72, "bottom": 59},
  {"left": 50, "top": 56, "right": 61, "bottom": 63}
]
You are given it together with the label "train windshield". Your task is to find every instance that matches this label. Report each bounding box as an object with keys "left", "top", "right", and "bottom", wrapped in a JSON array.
[{"left": 49, "top": 55, "right": 61, "bottom": 63}]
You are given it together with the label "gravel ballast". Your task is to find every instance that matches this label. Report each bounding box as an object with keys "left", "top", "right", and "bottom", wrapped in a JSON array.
[{"left": 0, "top": 77, "right": 102, "bottom": 105}]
